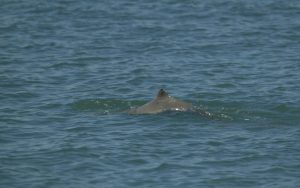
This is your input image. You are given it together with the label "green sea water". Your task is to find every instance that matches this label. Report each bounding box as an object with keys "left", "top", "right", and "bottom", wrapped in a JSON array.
[{"left": 1, "top": 0, "right": 300, "bottom": 187}]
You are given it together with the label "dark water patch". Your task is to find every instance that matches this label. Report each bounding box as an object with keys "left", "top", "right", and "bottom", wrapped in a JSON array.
[
  {"left": 0, "top": 91, "right": 39, "bottom": 101},
  {"left": 205, "top": 176, "right": 259, "bottom": 188}
]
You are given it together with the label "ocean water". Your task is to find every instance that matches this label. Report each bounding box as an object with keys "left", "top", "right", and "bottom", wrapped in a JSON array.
[{"left": 1, "top": 0, "right": 300, "bottom": 187}]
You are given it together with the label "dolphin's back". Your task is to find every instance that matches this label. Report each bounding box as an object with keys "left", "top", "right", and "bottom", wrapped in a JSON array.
[{"left": 128, "top": 95, "right": 192, "bottom": 114}]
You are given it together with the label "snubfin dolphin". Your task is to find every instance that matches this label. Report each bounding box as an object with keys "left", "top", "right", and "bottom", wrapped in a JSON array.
[{"left": 128, "top": 89, "right": 193, "bottom": 114}]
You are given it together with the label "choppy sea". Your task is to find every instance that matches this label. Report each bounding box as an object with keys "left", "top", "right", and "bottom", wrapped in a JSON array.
[{"left": 1, "top": 0, "right": 300, "bottom": 187}]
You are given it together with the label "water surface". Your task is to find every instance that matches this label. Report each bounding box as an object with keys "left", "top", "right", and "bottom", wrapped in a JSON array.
[{"left": 1, "top": 0, "right": 300, "bottom": 187}]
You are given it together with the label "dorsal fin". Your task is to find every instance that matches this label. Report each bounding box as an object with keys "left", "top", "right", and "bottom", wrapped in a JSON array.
[{"left": 156, "top": 89, "right": 168, "bottom": 98}]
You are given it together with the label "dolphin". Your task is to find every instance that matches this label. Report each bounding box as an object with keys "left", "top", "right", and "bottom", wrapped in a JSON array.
[{"left": 128, "top": 89, "right": 193, "bottom": 114}]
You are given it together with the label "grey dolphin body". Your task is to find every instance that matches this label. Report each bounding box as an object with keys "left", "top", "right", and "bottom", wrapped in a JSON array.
[{"left": 128, "top": 89, "right": 193, "bottom": 114}]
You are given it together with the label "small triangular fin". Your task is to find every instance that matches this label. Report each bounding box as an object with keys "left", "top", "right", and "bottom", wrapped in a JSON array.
[{"left": 156, "top": 89, "right": 168, "bottom": 98}]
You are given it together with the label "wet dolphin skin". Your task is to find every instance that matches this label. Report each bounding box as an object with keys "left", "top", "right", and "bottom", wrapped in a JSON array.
[{"left": 128, "top": 89, "right": 192, "bottom": 114}]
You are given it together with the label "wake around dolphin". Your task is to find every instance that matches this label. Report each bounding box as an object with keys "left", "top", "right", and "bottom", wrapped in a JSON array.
[{"left": 128, "top": 89, "right": 193, "bottom": 114}]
